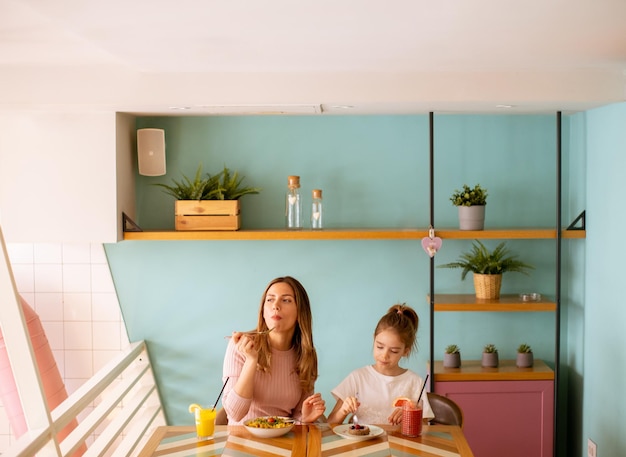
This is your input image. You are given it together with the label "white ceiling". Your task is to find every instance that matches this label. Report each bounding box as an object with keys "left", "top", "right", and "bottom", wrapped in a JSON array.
[{"left": 1, "top": 0, "right": 625, "bottom": 114}]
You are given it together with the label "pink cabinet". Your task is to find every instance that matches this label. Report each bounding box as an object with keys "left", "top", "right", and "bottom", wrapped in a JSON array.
[{"left": 434, "top": 360, "right": 554, "bottom": 457}]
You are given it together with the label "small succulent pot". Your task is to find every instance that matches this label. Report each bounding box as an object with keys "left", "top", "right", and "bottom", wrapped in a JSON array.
[
  {"left": 443, "top": 352, "right": 461, "bottom": 368},
  {"left": 516, "top": 352, "right": 534, "bottom": 368},
  {"left": 458, "top": 205, "right": 486, "bottom": 230},
  {"left": 482, "top": 352, "right": 499, "bottom": 367}
]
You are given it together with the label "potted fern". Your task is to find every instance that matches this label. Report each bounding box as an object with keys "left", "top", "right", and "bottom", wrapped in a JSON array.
[
  {"left": 482, "top": 343, "right": 499, "bottom": 367},
  {"left": 516, "top": 343, "right": 534, "bottom": 368},
  {"left": 450, "top": 183, "right": 488, "bottom": 230},
  {"left": 155, "top": 164, "right": 261, "bottom": 231},
  {"left": 443, "top": 344, "right": 461, "bottom": 368},
  {"left": 438, "top": 240, "right": 534, "bottom": 299}
]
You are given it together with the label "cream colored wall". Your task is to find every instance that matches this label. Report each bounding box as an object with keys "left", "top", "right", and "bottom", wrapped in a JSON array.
[
  {"left": 0, "top": 112, "right": 121, "bottom": 243},
  {"left": 1, "top": 65, "right": 623, "bottom": 113},
  {"left": 0, "top": 241, "right": 128, "bottom": 452},
  {"left": 0, "top": 111, "right": 133, "bottom": 450},
  {"left": 116, "top": 113, "right": 138, "bottom": 240}
]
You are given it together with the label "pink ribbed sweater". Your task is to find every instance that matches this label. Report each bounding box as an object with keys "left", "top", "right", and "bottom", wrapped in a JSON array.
[{"left": 222, "top": 339, "right": 311, "bottom": 425}]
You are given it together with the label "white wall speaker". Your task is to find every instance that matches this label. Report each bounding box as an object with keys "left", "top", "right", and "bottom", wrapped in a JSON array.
[{"left": 137, "top": 128, "right": 166, "bottom": 176}]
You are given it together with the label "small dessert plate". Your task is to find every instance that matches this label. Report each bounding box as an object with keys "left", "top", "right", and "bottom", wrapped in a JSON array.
[{"left": 332, "top": 424, "right": 384, "bottom": 441}]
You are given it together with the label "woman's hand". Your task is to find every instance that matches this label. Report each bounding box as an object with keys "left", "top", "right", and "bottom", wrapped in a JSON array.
[
  {"left": 301, "top": 393, "right": 326, "bottom": 423},
  {"left": 388, "top": 407, "right": 403, "bottom": 425},
  {"left": 232, "top": 332, "right": 258, "bottom": 363}
]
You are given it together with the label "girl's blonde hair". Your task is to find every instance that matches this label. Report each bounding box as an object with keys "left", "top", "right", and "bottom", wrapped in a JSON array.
[
  {"left": 374, "top": 303, "right": 419, "bottom": 356},
  {"left": 254, "top": 276, "right": 318, "bottom": 392}
]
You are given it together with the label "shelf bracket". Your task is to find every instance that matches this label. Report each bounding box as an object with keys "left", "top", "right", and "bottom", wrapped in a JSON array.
[
  {"left": 122, "top": 212, "right": 143, "bottom": 232},
  {"left": 566, "top": 210, "right": 585, "bottom": 231}
]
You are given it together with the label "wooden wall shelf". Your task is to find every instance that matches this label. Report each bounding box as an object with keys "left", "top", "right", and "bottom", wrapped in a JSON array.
[
  {"left": 124, "top": 228, "right": 424, "bottom": 241},
  {"left": 434, "top": 359, "right": 555, "bottom": 382},
  {"left": 434, "top": 228, "right": 585, "bottom": 239},
  {"left": 430, "top": 294, "right": 557, "bottom": 312},
  {"left": 123, "top": 228, "right": 585, "bottom": 241}
]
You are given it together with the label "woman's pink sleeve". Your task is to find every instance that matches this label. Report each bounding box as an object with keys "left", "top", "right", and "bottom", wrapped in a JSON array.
[{"left": 221, "top": 339, "right": 252, "bottom": 422}]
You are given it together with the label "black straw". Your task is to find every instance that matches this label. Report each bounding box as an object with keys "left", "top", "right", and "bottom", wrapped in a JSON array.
[
  {"left": 417, "top": 374, "right": 429, "bottom": 403},
  {"left": 213, "top": 377, "right": 229, "bottom": 409}
]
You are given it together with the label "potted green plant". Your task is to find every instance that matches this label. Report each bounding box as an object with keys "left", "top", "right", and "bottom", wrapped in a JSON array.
[
  {"left": 482, "top": 343, "right": 499, "bottom": 367},
  {"left": 155, "top": 164, "right": 261, "bottom": 231},
  {"left": 516, "top": 343, "right": 534, "bottom": 368},
  {"left": 443, "top": 344, "right": 461, "bottom": 368},
  {"left": 155, "top": 164, "right": 261, "bottom": 201},
  {"left": 438, "top": 240, "right": 534, "bottom": 299},
  {"left": 450, "top": 183, "right": 488, "bottom": 230}
]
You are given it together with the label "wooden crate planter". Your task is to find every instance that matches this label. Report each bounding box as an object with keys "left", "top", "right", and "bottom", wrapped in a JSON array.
[{"left": 175, "top": 200, "right": 240, "bottom": 231}]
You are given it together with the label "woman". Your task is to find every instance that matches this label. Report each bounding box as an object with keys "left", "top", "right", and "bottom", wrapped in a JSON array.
[{"left": 222, "top": 276, "right": 326, "bottom": 424}]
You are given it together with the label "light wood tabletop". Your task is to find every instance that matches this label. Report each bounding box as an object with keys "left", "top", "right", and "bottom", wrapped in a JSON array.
[
  {"left": 307, "top": 423, "right": 475, "bottom": 457},
  {"left": 137, "top": 423, "right": 475, "bottom": 457},
  {"left": 137, "top": 425, "right": 307, "bottom": 457}
]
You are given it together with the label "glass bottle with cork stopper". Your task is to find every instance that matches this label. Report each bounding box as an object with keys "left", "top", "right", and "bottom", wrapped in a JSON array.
[
  {"left": 286, "top": 175, "right": 302, "bottom": 229},
  {"left": 311, "top": 189, "right": 323, "bottom": 229}
]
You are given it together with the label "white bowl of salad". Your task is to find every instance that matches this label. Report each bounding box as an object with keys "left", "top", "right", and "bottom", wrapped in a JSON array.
[{"left": 244, "top": 416, "right": 295, "bottom": 438}]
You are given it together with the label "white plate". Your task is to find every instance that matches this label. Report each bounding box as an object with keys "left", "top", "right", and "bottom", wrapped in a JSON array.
[
  {"left": 332, "top": 424, "right": 385, "bottom": 440},
  {"left": 244, "top": 416, "right": 295, "bottom": 438}
]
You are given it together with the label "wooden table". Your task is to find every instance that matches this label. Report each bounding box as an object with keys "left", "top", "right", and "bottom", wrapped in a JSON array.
[
  {"left": 308, "top": 423, "right": 475, "bottom": 457},
  {"left": 137, "top": 425, "right": 307, "bottom": 457},
  {"left": 138, "top": 423, "right": 475, "bottom": 457}
]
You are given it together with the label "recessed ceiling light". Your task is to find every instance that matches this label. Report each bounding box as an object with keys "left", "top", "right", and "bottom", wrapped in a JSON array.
[
  {"left": 496, "top": 104, "right": 514, "bottom": 109},
  {"left": 331, "top": 105, "right": 355, "bottom": 109},
  {"left": 168, "top": 106, "right": 191, "bottom": 110}
]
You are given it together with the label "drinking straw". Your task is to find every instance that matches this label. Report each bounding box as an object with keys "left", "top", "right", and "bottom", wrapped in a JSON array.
[
  {"left": 213, "top": 377, "right": 229, "bottom": 409},
  {"left": 417, "top": 374, "right": 429, "bottom": 403}
]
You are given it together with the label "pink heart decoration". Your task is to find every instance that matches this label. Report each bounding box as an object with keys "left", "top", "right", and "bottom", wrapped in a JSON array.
[{"left": 421, "top": 236, "right": 442, "bottom": 257}]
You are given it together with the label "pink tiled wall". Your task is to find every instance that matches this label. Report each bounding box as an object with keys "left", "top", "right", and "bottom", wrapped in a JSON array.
[{"left": 0, "top": 242, "right": 128, "bottom": 452}]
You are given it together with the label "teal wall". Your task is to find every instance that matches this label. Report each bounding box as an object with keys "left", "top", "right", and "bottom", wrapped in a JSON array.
[
  {"left": 583, "top": 103, "right": 626, "bottom": 457},
  {"left": 105, "top": 114, "right": 579, "bottom": 448}
]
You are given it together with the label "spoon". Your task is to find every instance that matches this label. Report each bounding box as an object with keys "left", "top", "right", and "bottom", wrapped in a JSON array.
[
  {"left": 224, "top": 328, "right": 274, "bottom": 339},
  {"left": 352, "top": 392, "right": 359, "bottom": 426}
]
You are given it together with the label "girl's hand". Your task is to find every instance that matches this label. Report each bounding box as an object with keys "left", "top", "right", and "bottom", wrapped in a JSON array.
[
  {"left": 232, "top": 332, "right": 258, "bottom": 363},
  {"left": 340, "top": 396, "right": 360, "bottom": 416},
  {"left": 388, "top": 407, "right": 403, "bottom": 425},
  {"left": 301, "top": 393, "right": 326, "bottom": 423}
]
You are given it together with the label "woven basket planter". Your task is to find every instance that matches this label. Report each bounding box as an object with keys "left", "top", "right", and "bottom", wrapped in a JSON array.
[{"left": 473, "top": 273, "right": 502, "bottom": 299}]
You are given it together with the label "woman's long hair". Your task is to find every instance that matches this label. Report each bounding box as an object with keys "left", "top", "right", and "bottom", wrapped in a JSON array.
[{"left": 255, "top": 276, "right": 318, "bottom": 392}]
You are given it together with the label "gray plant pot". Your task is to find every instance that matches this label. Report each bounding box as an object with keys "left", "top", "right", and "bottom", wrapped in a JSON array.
[
  {"left": 481, "top": 352, "right": 499, "bottom": 367},
  {"left": 516, "top": 352, "right": 534, "bottom": 368},
  {"left": 458, "top": 205, "right": 485, "bottom": 230},
  {"left": 443, "top": 352, "right": 461, "bottom": 368}
]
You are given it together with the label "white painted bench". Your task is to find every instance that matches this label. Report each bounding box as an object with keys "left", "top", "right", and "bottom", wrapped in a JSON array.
[
  {"left": 3, "top": 340, "right": 165, "bottom": 457},
  {"left": 2, "top": 341, "right": 165, "bottom": 457},
  {"left": 1, "top": 226, "right": 165, "bottom": 457}
]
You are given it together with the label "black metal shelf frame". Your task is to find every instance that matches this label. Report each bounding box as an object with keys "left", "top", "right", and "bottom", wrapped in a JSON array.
[{"left": 426, "top": 112, "right": 563, "bottom": 456}]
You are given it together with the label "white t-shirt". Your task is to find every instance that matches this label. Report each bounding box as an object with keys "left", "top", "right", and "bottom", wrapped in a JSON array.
[{"left": 331, "top": 365, "right": 434, "bottom": 425}]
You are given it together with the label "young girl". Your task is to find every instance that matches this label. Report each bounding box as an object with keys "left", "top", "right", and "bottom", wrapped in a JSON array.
[
  {"left": 327, "top": 303, "right": 433, "bottom": 425},
  {"left": 222, "top": 276, "right": 326, "bottom": 424}
]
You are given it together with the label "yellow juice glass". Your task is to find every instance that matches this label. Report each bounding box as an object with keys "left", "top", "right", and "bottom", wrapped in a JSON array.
[{"left": 193, "top": 406, "right": 216, "bottom": 440}]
